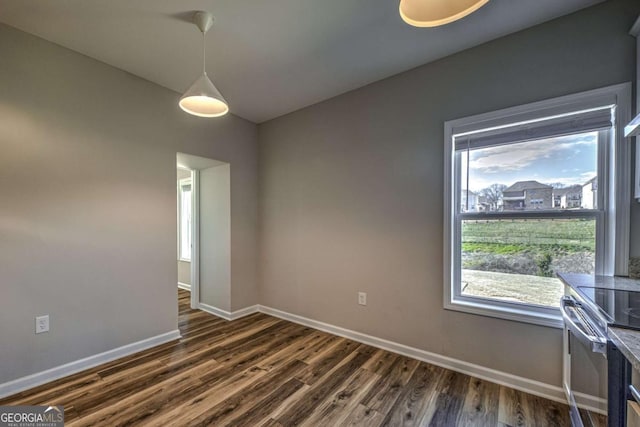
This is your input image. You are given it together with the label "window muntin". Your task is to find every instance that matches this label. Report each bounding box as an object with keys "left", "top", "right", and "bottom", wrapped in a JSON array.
[{"left": 179, "top": 178, "right": 192, "bottom": 261}]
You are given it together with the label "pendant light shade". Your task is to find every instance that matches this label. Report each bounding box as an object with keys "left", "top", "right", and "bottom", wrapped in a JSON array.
[
  {"left": 179, "top": 11, "right": 229, "bottom": 118},
  {"left": 179, "top": 73, "right": 229, "bottom": 117},
  {"left": 399, "top": 0, "right": 489, "bottom": 27}
]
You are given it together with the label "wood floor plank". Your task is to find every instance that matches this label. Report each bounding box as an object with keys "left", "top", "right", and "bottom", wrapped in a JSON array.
[
  {"left": 341, "top": 403, "right": 385, "bottom": 427},
  {"left": 66, "top": 359, "right": 219, "bottom": 426},
  {"left": 186, "top": 359, "right": 308, "bottom": 426},
  {"left": 259, "top": 419, "right": 285, "bottom": 427},
  {"left": 230, "top": 378, "right": 307, "bottom": 427},
  {"left": 140, "top": 364, "right": 272, "bottom": 427},
  {"left": 299, "top": 367, "right": 380, "bottom": 427},
  {"left": 456, "top": 376, "right": 500, "bottom": 426},
  {"left": 498, "top": 386, "right": 535, "bottom": 427},
  {"left": 360, "top": 355, "right": 420, "bottom": 414},
  {"left": 527, "top": 393, "right": 571, "bottom": 427},
  {"left": 1, "top": 289, "right": 584, "bottom": 426},
  {"left": 498, "top": 385, "right": 571, "bottom": 427},
  {"left": 423, "top": 369, "right": 470, "bottom": 426},
  {"left": 276, "top": 351, "right": 373, "bottom": 425},
  {"left": 296, "top": 333, "right": 342, "bottom": 363},
  {"left": 100, "top": 331, "right": 310, "bottom": 425},
  {"left": 362, "top": 348, "right": 399, "bottom": 376},
  {"left": 69, "top": 319, "right": 293, "bottom": 414},
  {"left": 70, "top": 355, "right": 209, "bottom": 416},
  {"left": 0, "top": 373, "right": 102, "bottom": 407},
  {"left": 294, "top": 338, "right": 360, "bottom": 385},
  {"left": 42, "top": 360, "right": 167, "bottom": 417},
  {"left": 265, "top": 380, "right": 312, "bottom": 421},
  {"left": 379, "top": 362, "right": 444, "bottom": 426},
  {"left": 255, "top": 330, "right": 333, "bottom": 372},
  {"left": 207, "top": 321, "right": 307, "bottom": 365}
]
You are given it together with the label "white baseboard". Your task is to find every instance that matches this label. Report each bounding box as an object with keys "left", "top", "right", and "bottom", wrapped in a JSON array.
[
  {"left": 574, "top": 391, "right": 607, "bottom": 415},
  {"left": 177, "top": 282, "right": 191, "bottom": 291},
  {"left": 0, "top": 329, "right": 181, "bottom": 400},
  {"left": 198, "top": 302, "right": 259, "bottom": 321},
  {"left": 257, "top": 305, "right": 605, "bottom": 414},
  {"left": 232, "top": 305, "right": 260, "bottom": 320}
]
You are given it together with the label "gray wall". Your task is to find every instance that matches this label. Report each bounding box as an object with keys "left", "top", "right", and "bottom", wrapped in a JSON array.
[
  {"left": 177, "top": 168, "right": 191, "bottom": 286},
  {"left": 200, "top": 164, "right": 232, "bottom": 311},
  {"left": 258, "top": 0, "right": 640, "bottom": 387},
  {"left": 0, "top": 23, "right": 258, "bottom": 383}
]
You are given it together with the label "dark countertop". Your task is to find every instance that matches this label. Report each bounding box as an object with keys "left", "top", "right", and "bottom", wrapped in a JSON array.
[
  {"left": 609, "top": 327, "right": 640, "bottom": 372},
  {"left": 558, "top": 273, "right": 640, "bottom": 370}
]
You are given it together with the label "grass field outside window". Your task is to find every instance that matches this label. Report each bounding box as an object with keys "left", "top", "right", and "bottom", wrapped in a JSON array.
[{"left": 460, "top": 218, "right": 595, "bottom": 307}]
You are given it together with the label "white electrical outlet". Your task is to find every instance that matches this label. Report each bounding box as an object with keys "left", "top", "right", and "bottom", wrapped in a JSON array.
[
  {"left": 35, "top": 315, "right": 49, "bottom": 334},
  {"left": 358, "top": 292, "right": 367, "bottom": 306}
]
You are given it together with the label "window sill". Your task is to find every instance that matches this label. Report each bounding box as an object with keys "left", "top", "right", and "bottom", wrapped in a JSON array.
[
  {"left": 445, "top": 298, "right": 563, "bottom": 329},
  {"left": 178, "top": 258, "right": 191, "bottom": 263}
]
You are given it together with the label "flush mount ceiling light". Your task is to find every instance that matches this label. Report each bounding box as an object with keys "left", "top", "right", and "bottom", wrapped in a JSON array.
[
  {"left": 179, "top": 11, "right": 229, "bottom": 118},
  {"left": 399, "top": 0, "right": 489, "bottom": 27}
]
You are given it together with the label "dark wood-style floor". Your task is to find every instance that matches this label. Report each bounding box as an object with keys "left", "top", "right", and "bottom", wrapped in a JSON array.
[{"left": 0, "top": 289, "right": 590, "bottom": 426}]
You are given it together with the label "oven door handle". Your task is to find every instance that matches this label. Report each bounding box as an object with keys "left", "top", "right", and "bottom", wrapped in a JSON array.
[{"left": 560, "top": 296, "right": 607, "bottom": 354}]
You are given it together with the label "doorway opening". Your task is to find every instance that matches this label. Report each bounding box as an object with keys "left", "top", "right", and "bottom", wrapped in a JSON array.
[
  {"left": 177, "top": 167, "right": 193, "bottom": 293},
  {"left": 176, "top": 153, "right": 231, "bottom": 315}
]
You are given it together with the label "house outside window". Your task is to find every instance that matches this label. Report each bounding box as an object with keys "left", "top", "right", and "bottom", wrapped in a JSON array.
[
  {"left": 553, "top": 185, "right": 582, "bottom": 209},
  {"left": 582, "top": 177, "right": 598, "bottom": 209},
  {"left": 502, "top": 181, "right": 553, "bottom": 211},
  {"left": 461, "top": 190, "right": 479, "bottom": 212},
  {"left": 443, "top": 85, "right": 631, "bottom": 327}
]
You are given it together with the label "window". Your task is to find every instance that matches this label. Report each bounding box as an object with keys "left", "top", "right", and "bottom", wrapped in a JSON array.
[
  {"left": 444, "top": 85, "right": 631, "bottom": 327},
  {"left": 178, "top": 177, "right": 192, "bottom": 261}
]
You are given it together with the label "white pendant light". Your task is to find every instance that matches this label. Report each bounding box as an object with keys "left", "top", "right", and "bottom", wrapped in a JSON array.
[
  {"left": 399, "top": 0, "right": 489, "bottom": 28},
  {"left": 179, "top": 11, "right": 229, "bottom": 118}
]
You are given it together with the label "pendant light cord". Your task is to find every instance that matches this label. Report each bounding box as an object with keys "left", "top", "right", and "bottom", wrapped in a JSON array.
[{"left": 202, "top": 31, "right": 206, "bottom": 75}]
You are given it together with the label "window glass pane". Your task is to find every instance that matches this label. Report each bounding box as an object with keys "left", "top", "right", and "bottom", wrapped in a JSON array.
[
  {"left": 459, "top": 132, "right": 598, "bottom": 213},
  {"left": 460, "top": 218, "right": 596, "bottom": 307},
  {"left": 180, "top": 187, "right": 192, "bottom": 260}
]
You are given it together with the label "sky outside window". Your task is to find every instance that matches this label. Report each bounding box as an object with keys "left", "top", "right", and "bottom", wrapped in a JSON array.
[{"left": 460, "top": 131, "right": 598, "bottom": 193}]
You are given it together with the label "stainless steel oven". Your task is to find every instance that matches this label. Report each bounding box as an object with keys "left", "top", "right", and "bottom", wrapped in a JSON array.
[
  {"left": 561, "top": 294, "right": 609, "bottom": 427},
  {"left": 559, "top": 273, "right": 640, "bottom": 427}
]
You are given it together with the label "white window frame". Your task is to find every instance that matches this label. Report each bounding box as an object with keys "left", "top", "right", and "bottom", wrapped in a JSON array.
[
  {"left": 178, "top": 176, "right": 193, "bottom": 262},
  {"left": 443, "top": 84, "right": 631, "bottom": 328}
]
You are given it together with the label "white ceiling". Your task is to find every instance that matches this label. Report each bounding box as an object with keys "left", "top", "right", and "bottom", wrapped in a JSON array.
[{"left": 0, "top": 0, "right": 603, "bottom": 123}]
